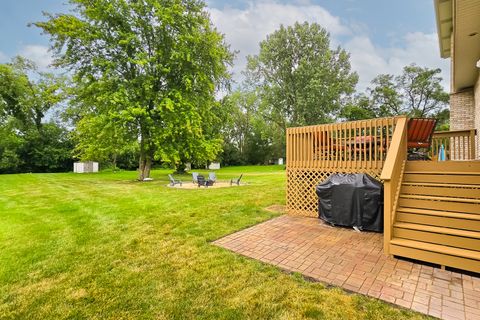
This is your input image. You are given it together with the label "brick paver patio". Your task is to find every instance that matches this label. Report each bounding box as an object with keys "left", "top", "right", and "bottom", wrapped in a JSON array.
[{"left": 214, "top": 215, "right": 480, "bottom": 320}]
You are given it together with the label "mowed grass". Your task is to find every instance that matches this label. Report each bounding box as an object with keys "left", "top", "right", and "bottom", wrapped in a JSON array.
[{"left": 0, "top": 166, "right": 427, "bottom": 319}]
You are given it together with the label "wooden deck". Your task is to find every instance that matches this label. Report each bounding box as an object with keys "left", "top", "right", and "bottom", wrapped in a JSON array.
[
  {"left": 286, "top": 117, "right": 480, "bottom": 273},
  {"left": 286, "top": 117, "right": 397, "bottom": 216}
]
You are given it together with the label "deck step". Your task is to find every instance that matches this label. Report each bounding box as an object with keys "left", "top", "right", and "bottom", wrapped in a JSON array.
[
  {"left": 389, "top": 238, "right": 480, "bottom": 273},
  {"left": 399, "top": 194, "right": 480, "bottom": 204},
  {"left": 402, "top": 182, "right": 480, "bottom": 188},
  {"left": 390, "top": 238, "right": 480, "bottom": 260},
  {"left": 405, "top": 161, "right": 480, "bottom": 173},
  {"left": 394, "top": 222, "right": 480, "bottom": 238},
  {"left": 403, "top": 173, "right": 480, "bottom": 185},
  {"left": 398, "top": 197, "right": 480, "bottom": 214},
  {"left": 396, "top": 207, "right": 480, "bottom": 231},
  {"left": 400, "top": 185, "right": 480, "bottom": 199},
  {"left": 397, "top": 207, "right": 480, "bottom": 220},
  {"left": 393, "top": 222, "right": 480, "bottom": 251},
  {"left": 404, "top": 171, "right": 480, "bottom": 175}
]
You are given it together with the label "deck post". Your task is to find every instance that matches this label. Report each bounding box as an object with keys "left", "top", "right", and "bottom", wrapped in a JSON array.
[{"left": 470, "top": 129, "right": 476, "bottom": 159}]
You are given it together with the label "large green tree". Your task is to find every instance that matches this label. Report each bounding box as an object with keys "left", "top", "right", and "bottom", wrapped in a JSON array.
[
  {"left": 219, "top": 90, "right": 274, "bottom": 165},
  {"left": 0, "top": 57, "right": 71, "bottom": 173},
  {"left": 35, "top": 0, "right": 233, "bottom": 180},
  {"left": 368, "top": 64, "right": 449, "bottom": 118},
  {"left": 245, "top": 22, "right": 358, "bottom": 157}
]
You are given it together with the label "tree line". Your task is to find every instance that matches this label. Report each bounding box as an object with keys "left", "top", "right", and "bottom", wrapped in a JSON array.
[{"left": 0, "top": 0, "right": 449, "bottom": 177}]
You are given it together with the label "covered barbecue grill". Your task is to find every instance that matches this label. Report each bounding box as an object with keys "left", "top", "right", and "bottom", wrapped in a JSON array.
[{"left": 316, "top": 173, "right": 383, "bottom": 232}]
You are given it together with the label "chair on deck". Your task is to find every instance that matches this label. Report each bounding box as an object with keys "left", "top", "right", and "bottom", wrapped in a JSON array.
[
  {"left": 168, "top": 174, "right": 182, "bottom": 186},
  {"left": 230, "top": 174, "right": 243, "bottom": 186},
  {"left": 407, "top": 118, "right": 437, "bottom": 160},
  {"left": 314, "top": 131, "right": 340, "bottom": 160}
]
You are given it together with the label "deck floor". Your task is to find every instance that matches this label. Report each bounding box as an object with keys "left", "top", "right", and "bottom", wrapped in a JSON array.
[{"left": 214, "top": 215, "right": 480, "bottom": 320}]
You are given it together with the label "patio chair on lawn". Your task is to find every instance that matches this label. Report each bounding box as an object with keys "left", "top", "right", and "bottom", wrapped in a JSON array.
[
  {"left": 192, "top": 172, "right": 199, "bottom": 184},
  {"left": 168, "top": 174, "right": 182, "bottom": 186},
  {"left": 407, "top": 118, "right": 437, "bottom": 160},
  {"left": 197, "top": 175, "right": 214, "bottom": 187},
  {"left": 230, "top": 174, "right": 243, "bottom": 186},
  {"left": 208, "top": 172, "right": 217, "bottom": 183}
]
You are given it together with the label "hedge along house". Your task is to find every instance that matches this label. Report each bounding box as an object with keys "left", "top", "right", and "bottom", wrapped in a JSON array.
[{"left": 285, "top": 1, "right": 480, "bottom": 273}]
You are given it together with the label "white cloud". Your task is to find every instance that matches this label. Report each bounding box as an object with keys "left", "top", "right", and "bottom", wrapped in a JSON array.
[
  {"left": 208, "top": 1, "right": 350, "bottom": 84},
  {"left": 19, "top": 45, "right": 53, "bottom": 70},
  {"left": 344, "top": 36, "right": 389, "bottom": 90},
  {"left": 208, "top": 0, "right": 450, "bottom": 93},
  {"left": 345, "top": 32, "right": 450, "bottom": 92}
]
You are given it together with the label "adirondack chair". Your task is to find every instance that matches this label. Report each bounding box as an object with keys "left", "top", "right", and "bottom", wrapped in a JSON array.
[
  {"left": 192, "top": 172, "right": 199, "bottom": 184},
  {"left": 407, "top": 118, "right": 437, "bottom": 160},
  {"left": 197, "top": 175, "right": 214, "bottom": 187},
  {"left": 230, "top": 174, "right": 243, "bottom": 186},
  {"left": 168, "top": 174, "right": 182, "bottom": 186},
  {"left": 208, "top": 172, "right": 217, "bottom": 182},
  {"left": 407, "top": 118, "right": 437, "bottom": 148}
]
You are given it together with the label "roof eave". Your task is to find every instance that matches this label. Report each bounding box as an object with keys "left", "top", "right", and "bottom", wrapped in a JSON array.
[{"left": 434, "top": 0, "right": 453, "bottom": 58}]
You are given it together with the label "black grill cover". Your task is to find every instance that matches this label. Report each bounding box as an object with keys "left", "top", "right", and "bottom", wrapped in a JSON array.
[{"left": 315, "top": 173, "right": 383, "bottom": 232}]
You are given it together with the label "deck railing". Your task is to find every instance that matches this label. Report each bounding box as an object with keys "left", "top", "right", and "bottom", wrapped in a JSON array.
[
  {"left": 286, "top": 117, "right": 398, "bottom": 216},
  {"left": 380, "top": 116, "right": 408, "bottom": 255},
  {"left": 431, "top": 129, "right": 477, "bottom": 160},
  {"left": 286, "top": 117, "right": 397, "bottom": 171}
]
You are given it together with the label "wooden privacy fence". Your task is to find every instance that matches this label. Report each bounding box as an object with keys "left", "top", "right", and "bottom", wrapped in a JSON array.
[
  {"left": 286, "top": 117, "right": 398, "bottom": 216},
  {"left": 430, "top": 129, "right": 477, "bottom": 160}
]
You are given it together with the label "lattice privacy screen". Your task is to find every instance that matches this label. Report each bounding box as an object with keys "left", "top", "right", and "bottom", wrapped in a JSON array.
[{"left": 286, "top": 168, "right": 383, "bottom": 217}]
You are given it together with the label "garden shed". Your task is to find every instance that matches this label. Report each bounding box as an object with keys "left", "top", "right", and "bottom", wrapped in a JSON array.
[{"left": 74, "top": 161, "right": 99, "bottom": 173}]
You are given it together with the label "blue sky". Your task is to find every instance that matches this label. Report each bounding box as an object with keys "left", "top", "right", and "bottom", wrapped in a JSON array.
[{"left": 0, "top": 0, "right": 448, "bottom": 91}]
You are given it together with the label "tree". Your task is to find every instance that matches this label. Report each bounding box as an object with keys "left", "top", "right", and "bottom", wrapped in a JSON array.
[
  {"left": 245, "top": 22, "right": 358, "bottom": 157},
  {"left": 218, "top": 91, "right": 256, "bottom": 164},
  {"left": 218, "top": 90, "right": 274, "bottom": 165},
  {"left": 340, "top": 94, "right": 376, "bottom": 121},
  {"left": 35, "top": 0, "right": 233, "bottom": 180},
  {"left": 0, "top": 57, "right": 71, "bottom": 173},
  {"left": 19, "top": 122, "right": 74, "bottom": 172},
  {"left": 368, "top": 64, "right": 449, "bottom": 118},
  {"left": 73, "top": 113, "right": 138, "bottom": 170}
]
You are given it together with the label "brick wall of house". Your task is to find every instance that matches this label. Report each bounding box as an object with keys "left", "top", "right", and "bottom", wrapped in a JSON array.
[{"left": 450, "top": 90, "right": 475, "bottom": 131}]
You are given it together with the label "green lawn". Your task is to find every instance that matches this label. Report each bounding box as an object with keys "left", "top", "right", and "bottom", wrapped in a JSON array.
[{"left": 0, "top": 166, "right": 426, "bottom": 319}]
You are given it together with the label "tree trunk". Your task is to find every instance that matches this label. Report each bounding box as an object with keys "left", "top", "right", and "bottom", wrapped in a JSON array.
[
  {"left": 138, "top": 153, "right": 153, "bottom": 180},
  {"left": 138, "top": 130, "right": 147, "bottom": 180},
  {"left": 138, "top": 152, "right": 146, "bottom": 181},
  {"left": 138, "top": 129, "right": 153, "bottom": 181},
  {"left": 143, "top": 156, "right": 152, "bottom": 179},
  {"left": 112, "top": 153, "right": 117, "bottom": 172},
  {"left": 175, "top": 161, "right": 187, "bottom": 174}
]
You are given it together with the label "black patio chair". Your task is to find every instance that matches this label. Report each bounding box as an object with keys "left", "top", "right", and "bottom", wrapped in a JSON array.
[{"left": 198, "top": 175, "right": 214, "bottom": 187}]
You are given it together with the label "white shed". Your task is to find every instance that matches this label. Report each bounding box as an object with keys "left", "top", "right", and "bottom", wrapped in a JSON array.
[
  {"left": 208, "top": 162, "right": 220, "bottom": 170},
  {"left": 74, "top": 161, "right": 99, "bottom": 173}
]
